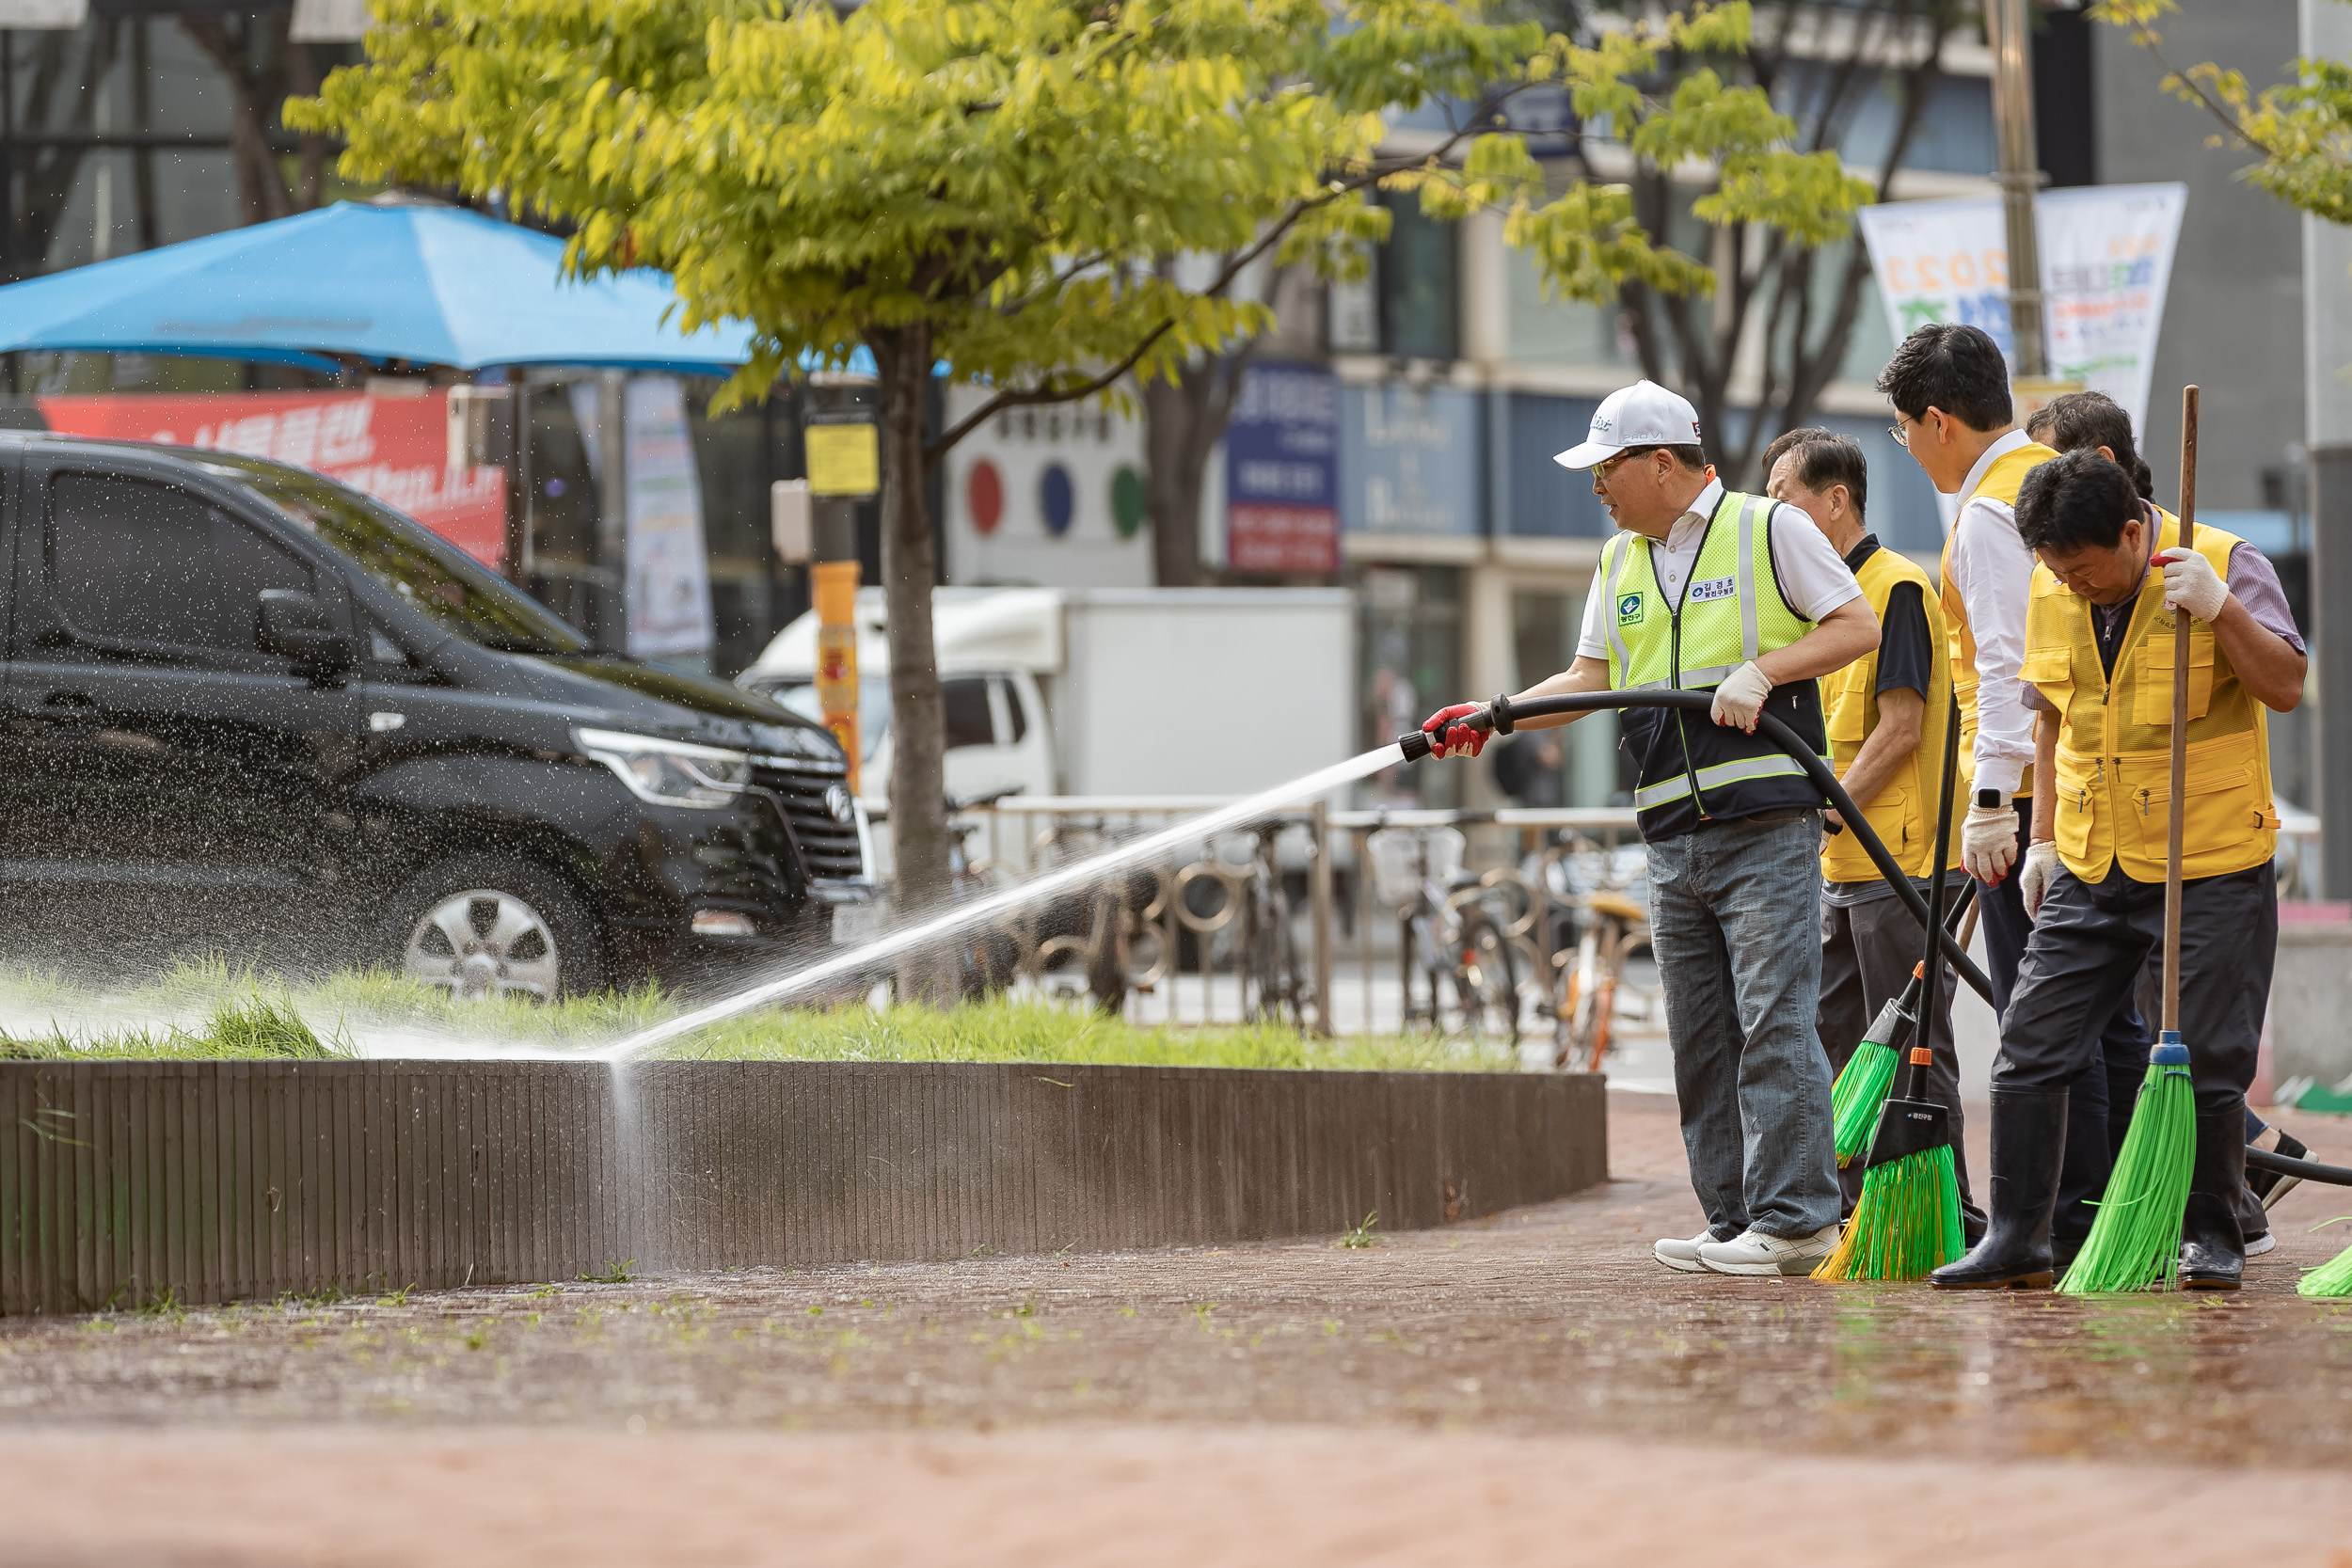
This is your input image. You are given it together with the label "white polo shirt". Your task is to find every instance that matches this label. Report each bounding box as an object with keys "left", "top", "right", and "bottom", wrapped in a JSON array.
[{"left": 1576, "top": 478, "right": 1863, "bottom": 662}]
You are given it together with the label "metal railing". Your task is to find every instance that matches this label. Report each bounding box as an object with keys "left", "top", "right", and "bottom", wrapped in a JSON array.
[{"left": 930, "top": 795, "right": 1648, "bottom": 1042}]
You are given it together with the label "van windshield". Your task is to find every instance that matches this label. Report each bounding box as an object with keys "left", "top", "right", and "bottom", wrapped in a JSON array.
[{"left": 201, "top": 455, "right": 590, "bottom": 656}]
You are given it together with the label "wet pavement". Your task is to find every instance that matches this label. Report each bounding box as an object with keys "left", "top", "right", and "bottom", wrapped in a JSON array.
[{"left": 3, "top": 1094, "right": 2348, "bottom": 1474}]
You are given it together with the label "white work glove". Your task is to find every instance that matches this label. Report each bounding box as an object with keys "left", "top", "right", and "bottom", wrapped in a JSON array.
[
  {"left": 1709, "top": 660, "right": 1773, "bottom": 733},
  {"left": 2020, "top": 839, "right": 2059, "bottom": 920},
  {"left": 2155, "top": 546, "right": 2228, "bottom": 622},
  {"left": 1962, "top": 800, "right": 2019, "bottom": 884}
]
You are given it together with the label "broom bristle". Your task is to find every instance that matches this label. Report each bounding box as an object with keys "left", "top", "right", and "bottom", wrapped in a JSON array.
[
  {"left": 2057, "top": 1061, "right": 2197, "bottom": 1294},
  {"left": 2298, "top": 1222, "right": 2352, "bottom": 1298},
  {"left": 1831, "top": 1040, "right": 1900, "bottom": 1169},
  {"left": 1812, "top": 1145, "right": 1964, "bottom": 1281}
]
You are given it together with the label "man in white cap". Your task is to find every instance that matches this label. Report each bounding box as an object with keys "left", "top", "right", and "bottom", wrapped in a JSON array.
[{"left": 1422, "top": 380, "right": 1878, "bottom": 1275}]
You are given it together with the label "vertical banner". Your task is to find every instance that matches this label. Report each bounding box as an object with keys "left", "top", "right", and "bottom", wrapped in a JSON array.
[
  {"left": 621, "top": 375, "right": 714, "bottom": 660},
  {"left": 33, "top": 390, "right": 509, "bottom": 567},
  {"left": 1226, "top": 360, "right": 1341, "bottom": 574},
  {"left": 1856, "top": 182, "right": 2186, "bottom": 432}
]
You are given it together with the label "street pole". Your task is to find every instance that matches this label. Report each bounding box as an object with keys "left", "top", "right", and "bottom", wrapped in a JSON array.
[
  {"left": 804, "top": 376, "right": 879, "bottom": 794},
  {"left": 1989, "top": 0, "right": 2048, "bottom": 379}
]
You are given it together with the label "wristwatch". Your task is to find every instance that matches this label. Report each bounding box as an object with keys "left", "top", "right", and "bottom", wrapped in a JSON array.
[{"left": 1975, "top": 788, "right": 2003, "bottom": 808}]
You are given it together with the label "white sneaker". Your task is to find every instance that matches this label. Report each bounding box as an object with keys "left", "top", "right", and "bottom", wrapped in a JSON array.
[
  {"left": 1697, "top": 1224, "right": 1841, "bottom": 1276},
  {"left": 1652, "top": 1228, "right": 1723, "bottom": 1274},
  {"left": 2245, "top": 1231, "right": 2278, "bottom": 1259}
]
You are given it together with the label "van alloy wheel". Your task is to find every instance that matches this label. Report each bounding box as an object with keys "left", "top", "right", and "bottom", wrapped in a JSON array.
[{"left": 404, "top": 889, "right": 563, "bottom": 1001}]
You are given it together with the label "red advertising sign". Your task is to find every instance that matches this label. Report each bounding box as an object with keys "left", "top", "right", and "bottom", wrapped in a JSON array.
[{"left": 34, "top": 391, "right": 509, "bottom": 569}]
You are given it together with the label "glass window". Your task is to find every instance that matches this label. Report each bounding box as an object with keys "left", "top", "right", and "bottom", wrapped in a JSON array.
[
  {"left": 1377, "top": 192, "right": 1458, "bottom": 361},
  {"left": 942, "top": 676, "right": 994, "bottom": 751},
  {"left": 195, "top": 454, "right": 591, "bottom": 657},
  {"left": 47, "top": 471, "right": 311, "bottom": 652},
  {"left": 997, "top": 676, "right": 1028, "bottom": 744}
]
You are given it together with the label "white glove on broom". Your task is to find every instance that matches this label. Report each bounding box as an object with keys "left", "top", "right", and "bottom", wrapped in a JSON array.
[
  {"left": 1709, "top": 660, "right": 1773, "bottom": 733},
  {"left": 2155, "top": 546, "right": 2228, "bottom": 622},
  {"left": 2020, "top": 839, "right": 2060, "bottom": 920},
  {"left": 1962, "top": 801, "right": 2018, "bottom": 883}
]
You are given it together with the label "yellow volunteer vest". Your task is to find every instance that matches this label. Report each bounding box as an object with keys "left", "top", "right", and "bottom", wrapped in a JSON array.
[
  {"left": 2019, "top": 514, "right": 2280, "bottom": 883},
  {"left": 1597, "top": 490, "right": 1826, "bottom": 832},
  {"left": 1821, "top": 545, "right": 1964, "bottom": 883},
  {"left": 1940, "top": 437, "right": 2058, "bottom": 800}
]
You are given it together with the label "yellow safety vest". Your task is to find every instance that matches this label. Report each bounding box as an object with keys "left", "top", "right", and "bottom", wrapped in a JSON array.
[
  {"left": 1940, "top": 438, "right": 2059, "bottom": 800},
  {"left": 2019, "top": 514, "right": 2280, "bottom": 883},
  {"left": 1821, "top": 543, "right": 1963, "bottom": 883},
  {"left": 1598, "top": 488, "right": 1826, "bottom": 838}
]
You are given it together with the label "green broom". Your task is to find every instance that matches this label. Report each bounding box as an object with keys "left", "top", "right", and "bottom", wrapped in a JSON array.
[
  {"left": 1832, "top": 885, "right": 1978, "bottom": 1169},
  {"left": 1815, "top": 692, "right": 1967, "bottom": 1282},
  {"left": 2059, "top": 385, "right": 2206, "bottom": 1297},
  {"left": 2296, "top": 1219, "right": 2352, "bottom": 1299}
]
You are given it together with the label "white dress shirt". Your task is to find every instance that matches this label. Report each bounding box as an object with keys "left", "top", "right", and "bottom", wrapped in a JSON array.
[
  {"left": 1946, "top": 429, "right": 2040, "bottom": 798},
  {"left": 1576, "top": 477, "right": 1862, "bottom": 661}
]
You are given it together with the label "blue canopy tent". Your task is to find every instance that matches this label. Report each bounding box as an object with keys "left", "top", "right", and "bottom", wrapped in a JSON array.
[{"left": 0, "top": 197, "right": 774, "bottom": 375}]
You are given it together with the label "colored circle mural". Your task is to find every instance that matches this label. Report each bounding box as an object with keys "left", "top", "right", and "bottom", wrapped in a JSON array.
[
  {"left": 1110, "top": 465, "right": 1147, "bottom": 539},
  {"left": 1041, "top": 462, "right": 1074, "bottom": 538},
  {"left": 967, "top": 459, "right": 1004, "bottom": 536}
]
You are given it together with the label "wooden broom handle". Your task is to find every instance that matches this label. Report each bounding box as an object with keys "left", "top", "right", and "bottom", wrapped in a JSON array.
[{"left": 2164, "top": 386, "right": 2199, "bottom": 1035}]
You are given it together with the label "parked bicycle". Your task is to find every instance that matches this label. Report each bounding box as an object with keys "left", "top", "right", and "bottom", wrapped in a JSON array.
[{"left": 1367, "top": 825, "right": 1520, "bottom": 1046}]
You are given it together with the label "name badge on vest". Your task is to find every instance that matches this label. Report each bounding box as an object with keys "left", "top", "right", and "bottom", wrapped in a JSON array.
[{"left": 1688, "top": 576, "right": 1736, "bottom": 604}]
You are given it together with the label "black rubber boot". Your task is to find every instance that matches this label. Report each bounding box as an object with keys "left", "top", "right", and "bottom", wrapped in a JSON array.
[
  {"left": 2180, "top": 1109, "right": 2248, "bottom": 1291},
  {"left": 1930, "top": 1088, "right": 2067, "bottom": 1290}
]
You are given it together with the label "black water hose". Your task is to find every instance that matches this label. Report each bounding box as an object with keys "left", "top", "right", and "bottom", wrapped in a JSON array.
[
  {"left": 1398, "top": 690, "right": 1994, "bottom": 1006},
  {"left": 2248, "top": 1147, "right": 2352, "bottom": 1190}
]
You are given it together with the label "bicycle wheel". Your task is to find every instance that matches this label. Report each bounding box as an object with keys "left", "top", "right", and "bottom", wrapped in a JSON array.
[{"left": 1451, "top": 911, "right": 1521, "bottom": 1047}]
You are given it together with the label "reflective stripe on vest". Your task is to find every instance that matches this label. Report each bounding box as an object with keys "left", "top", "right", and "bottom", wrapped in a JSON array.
[{"left": 1632, "top": 752, "right": 1814, "bottom": 810}]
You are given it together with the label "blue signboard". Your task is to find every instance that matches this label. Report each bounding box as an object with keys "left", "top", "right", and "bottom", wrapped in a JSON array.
[
  {"left": 1340, "top": 382, "right": 1482, "bottom": 537},
  {"left": 1226, "top": 361, "right": 1341, "bottom": 573}
]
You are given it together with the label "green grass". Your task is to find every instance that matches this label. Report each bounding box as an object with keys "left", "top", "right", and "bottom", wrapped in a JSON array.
[{"left": 0, "top": 962, "right": 1511, "bottom": 1073}]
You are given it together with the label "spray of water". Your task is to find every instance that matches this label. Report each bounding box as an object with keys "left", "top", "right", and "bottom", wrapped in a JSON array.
[{"left": 594, "top": 743, "right": 1406, "bottom": 1061}]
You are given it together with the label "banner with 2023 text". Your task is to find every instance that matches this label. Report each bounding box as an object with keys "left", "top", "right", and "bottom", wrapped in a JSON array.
[{"left": 1856, "top": 182, "right": 2187, "bottom": 433}]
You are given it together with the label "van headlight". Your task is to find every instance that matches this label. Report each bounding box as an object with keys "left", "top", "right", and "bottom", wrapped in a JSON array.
[{"left": 575, "top": 728, "right": 752, "bottom": 809}]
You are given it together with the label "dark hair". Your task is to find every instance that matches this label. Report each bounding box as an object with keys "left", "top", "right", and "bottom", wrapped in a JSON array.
[
  {"left": 1616, "top": 442, "right": 1708, "bottom": 473},
  {"left": 2014, "top": 448, "right": 2145, "bottom": 554},
  {"left": 1759, "top": 425, "right": 1867, "bottom": 518},
  {"left": 1875, "top": 323, "right": 2012, "bottom": 432},
  {"left": 2025, "top": 389, "right": 2155, "bottom": 501}
]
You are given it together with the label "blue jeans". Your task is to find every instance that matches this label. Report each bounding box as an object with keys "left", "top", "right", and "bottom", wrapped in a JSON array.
[{"left": 1646, "top": 810, "right": 1840, "bottom": 1240}]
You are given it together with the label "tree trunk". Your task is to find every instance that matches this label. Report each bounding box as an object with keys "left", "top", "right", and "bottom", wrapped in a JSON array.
[
  {"left": 873, "top": 325, "right": 954, "bottom": 998},
  {"left": 1144, "top": 375, "right": 1206, "bottom": 587}
]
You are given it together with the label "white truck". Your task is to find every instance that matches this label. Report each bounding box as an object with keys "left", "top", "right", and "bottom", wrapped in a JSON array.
[{"left": 738, "top": 586, "right": 1356, "bottom": 818}]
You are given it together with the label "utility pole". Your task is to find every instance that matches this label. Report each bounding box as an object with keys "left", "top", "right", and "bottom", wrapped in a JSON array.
[{"left": 1988, "top": 0, "right": 2048, "bottom": 378}]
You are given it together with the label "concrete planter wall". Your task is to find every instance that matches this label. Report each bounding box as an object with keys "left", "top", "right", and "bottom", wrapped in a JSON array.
[{"left": 0, "top": 1060, "right": 1605, "bottom": 1315}]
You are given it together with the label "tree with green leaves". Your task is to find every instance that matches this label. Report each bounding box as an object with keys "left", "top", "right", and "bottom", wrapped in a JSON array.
[
  {"left": 2092, "top": 0, "right": 2352, "bottom": 224},
  {"left": 293, "top": 0, "right": 1863, "bottom": 930}
]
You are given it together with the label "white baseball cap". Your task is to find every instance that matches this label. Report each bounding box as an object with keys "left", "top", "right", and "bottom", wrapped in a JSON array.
[{"left": 1554, "top": 379, "right": 1704, "bottom": 469}]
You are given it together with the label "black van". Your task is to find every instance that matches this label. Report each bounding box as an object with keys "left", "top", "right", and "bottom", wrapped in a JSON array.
[{"left": 0, "top": 433, "right": 874, "bottom": 996}]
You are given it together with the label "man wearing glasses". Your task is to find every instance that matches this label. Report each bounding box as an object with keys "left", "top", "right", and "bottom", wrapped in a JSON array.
[
  {"left": 1421, "top": 380, "right": 1878, "bottom": 1276},
  {"left": 1878, "top": 324, "right": 2151, "bottom": 1270}
]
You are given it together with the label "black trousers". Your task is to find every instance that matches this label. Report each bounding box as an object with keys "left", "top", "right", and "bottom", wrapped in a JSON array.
[
  {"left": 1978, "top": 802, "right": 2151, "bottom": 1243},
  {"left": 1817, "top": 880, "right": 1981, "bottom": 1229},
  {"left": 1994, "top": 860, "right": 2276, "bottom": 1117}
]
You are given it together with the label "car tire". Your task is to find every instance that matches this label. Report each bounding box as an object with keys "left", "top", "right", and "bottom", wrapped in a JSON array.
[{"left": 383, "top": 855, "right": 608, "bottom": 1001}]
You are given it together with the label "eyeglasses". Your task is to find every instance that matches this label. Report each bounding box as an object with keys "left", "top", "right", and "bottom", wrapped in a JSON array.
[
  {"left": 1888, "top": 417, "right": 1911, "bottom": 449},
  {"left": 1593, "top": 447, "right": 1657, "bottom": 483}
]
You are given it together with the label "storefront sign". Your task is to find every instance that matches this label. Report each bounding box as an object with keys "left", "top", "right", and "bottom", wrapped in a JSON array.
[
  {"left": 1856, "top": 182, "right": 2187, "bottom": 430},
  {"left": 1225, "top": 360, "right": 1340, "bottom": 575},
  {"left": 34, "top": 389, "right": 508, "bottom": 566},
  {"left": 941, "top": 383, "right": 1150, "bottom": 587},
  {"left": 622, "top": 375, "right": 715, "bottom": 659},
  {"left": 1340, "top": 381, "right": 1481, "bottom": 537}
]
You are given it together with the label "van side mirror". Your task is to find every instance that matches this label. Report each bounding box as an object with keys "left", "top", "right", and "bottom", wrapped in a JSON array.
[{"left": 258, "top": 589, "right": 355, "bottom": 672}]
